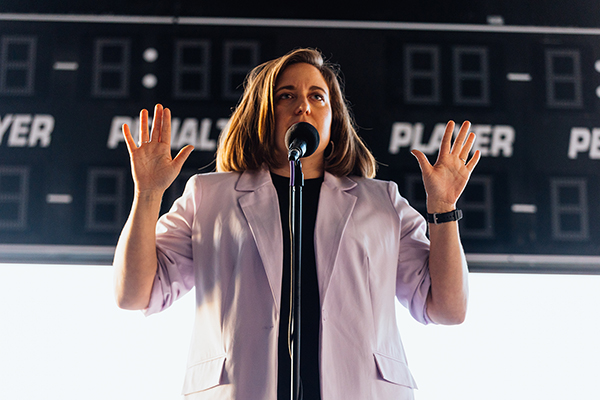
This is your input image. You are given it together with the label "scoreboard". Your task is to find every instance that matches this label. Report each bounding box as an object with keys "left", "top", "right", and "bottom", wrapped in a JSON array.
[{"left": 2, "top": 14, "right": 600, "bottom": 272}]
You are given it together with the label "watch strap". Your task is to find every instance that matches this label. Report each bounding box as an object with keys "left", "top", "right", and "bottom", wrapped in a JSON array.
[{"left": 426, "top": 209, "right": 463, "bottom": 224}]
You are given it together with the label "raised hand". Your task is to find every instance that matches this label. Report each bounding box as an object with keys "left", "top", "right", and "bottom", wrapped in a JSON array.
[
  {"left": 411, "top": 121, "right": 480, "bottom": 213},
  {"left": 122, "top": 104, "right": 194, "bottom": 196}
]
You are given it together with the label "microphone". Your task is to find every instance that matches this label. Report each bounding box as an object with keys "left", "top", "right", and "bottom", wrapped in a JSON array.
[{"left": 285, "top": 122, "right": 320, "bottom": 162}]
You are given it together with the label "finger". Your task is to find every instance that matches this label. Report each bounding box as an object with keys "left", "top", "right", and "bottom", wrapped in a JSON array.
[
  {"left": 439, "top": 120, "right": 455, "bottom": 155},
  {"left": 139, "top": 109, "right": 149, "bottom": 145},
  {"left": 151, "top": 104, "right": 163, "bottom": 143},
  {"left": 122, "top": 123, "right": 137, "bottom": 153},
  {"left": 411, "top": 149, "right": 433, "bottom": 175},
  {"left": 450, "top": 121, "right": 471, "bottom": 155},
  {"left": 458, "top": 132, "right": 476, "bottom": 162},
  {"left": 160, "top": 107, "right": 172, "bottom": 145},
  {"left": 466, "top": 150, "right": 481, "bottom": 172}
]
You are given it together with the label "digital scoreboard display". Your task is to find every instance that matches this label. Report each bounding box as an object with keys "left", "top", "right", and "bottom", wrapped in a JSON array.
[{"left": 1, "top": 14, "right": 600, "bottom": 271}]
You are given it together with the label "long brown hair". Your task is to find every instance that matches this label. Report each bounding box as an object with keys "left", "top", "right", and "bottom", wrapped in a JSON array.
[{"left": 216, "top": 48, "right": 377, "bottom": 178}]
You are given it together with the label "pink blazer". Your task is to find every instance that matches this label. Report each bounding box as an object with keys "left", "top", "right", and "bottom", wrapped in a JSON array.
[{"left": 146, "top": 167, "right": 432, "bottom": 400}]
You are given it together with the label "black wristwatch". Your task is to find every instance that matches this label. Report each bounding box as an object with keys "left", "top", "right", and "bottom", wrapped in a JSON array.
[{"left": 426, "top": 209, "right": 463, "bottom": 224}]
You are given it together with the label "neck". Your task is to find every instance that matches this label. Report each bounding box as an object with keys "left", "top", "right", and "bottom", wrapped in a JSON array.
[{"left": 270, "top": 157, "right": 324, "bottom": 179}]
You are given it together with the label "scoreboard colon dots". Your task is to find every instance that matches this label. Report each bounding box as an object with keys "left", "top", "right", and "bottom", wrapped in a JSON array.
[
  {"left": 0, "top": 34, "right": 259, "bottom": 99},
  {"left": 91, "top": 38, "right": 259, "bottom": 100}
]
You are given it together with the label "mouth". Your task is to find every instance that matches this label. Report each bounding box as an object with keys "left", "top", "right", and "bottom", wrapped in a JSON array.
[{"left": 287, "top": 119, "right": 306, "bottom": 129}]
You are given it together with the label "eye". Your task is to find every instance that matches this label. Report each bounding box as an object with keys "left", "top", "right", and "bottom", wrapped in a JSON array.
[
  {"left": 312, "top": 92, "right": 328, "bottom": 102},
  {"left": 277, "top": 92, "right": 293, "bottom": 100}
]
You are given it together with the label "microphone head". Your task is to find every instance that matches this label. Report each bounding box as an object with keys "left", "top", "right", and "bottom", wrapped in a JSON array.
[{"left": 284, "top": 122, "right": 320, "bottom": 158}]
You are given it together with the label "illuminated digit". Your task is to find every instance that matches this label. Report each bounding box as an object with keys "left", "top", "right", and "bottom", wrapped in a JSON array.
[
  {"left": 222, "top": 40, "right": 259, "bottom": 100},
  {"left": 545, "top": 49, "right": 582, "bottom": 109},
  {"left": 85, "top": 168, "right": 125, "bottom": 232},
  {"left": 92, "top": 38, "right": 131, "bottom": 98},
  {"left": 550, "top": 178, "right": 589, "bottom": 240},
  {"left": 173, "top": 39, "right": 211, "bottom": 99},
  {"left": 0, "top": 166, "right": 29, "bottom": 230},
  {"left": 403, "top": 45, "right": 440, "bottom": 104},
  {"left": 0, "top": 36, "right": 37, "bottom": 96},
  {"left": 453, "top": 46, "right": 490, "bottom": 106}
]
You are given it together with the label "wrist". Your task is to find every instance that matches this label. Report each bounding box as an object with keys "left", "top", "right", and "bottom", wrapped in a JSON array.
[
  {"left": 426, "top": 200, "right": 456, "bottom": 214},
  {"left": 134, "top": 188, "right": 164, "bottom": 203}
]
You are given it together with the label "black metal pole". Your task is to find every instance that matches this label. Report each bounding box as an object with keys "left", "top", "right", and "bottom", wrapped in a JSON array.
[{"left": 289, "top": 159, "right": 303, "bottom": 400}]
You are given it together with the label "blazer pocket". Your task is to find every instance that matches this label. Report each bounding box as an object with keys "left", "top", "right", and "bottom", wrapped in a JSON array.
[
  {"left": 182, "top": 355, "right": 226, "bottom": 395},
  {"left": 373, "top": 352, "right": 418, "bottom": 389}
]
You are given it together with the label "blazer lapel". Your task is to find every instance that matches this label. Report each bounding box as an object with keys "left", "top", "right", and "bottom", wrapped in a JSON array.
[
  {"left": 314, "top": 172, "right": 357, "bottom": 303},
  {"left": 237, "top": 168, "right": 283, "bottom": 311}
]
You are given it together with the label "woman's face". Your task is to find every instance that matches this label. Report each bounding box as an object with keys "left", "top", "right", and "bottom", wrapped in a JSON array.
[{"left": 273, "top": 63, "right": 332, "bottom": 168}]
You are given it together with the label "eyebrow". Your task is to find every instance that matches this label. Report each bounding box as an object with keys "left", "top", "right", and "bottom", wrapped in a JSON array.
[{"left": 274, "top": 84, "right": 329, "bottom": 94}]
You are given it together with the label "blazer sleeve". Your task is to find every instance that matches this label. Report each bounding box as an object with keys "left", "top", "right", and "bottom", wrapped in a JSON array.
[
  {"left": 387, "top": 180, "right": 434, "bottom": 325},
  {"left": 144, "top": 176, "right": 200, "bottom": 316}
]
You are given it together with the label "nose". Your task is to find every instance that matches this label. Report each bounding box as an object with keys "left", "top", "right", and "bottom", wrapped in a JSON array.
[{"left": 295, "top": 97, "right": 311, "bottom": 115}]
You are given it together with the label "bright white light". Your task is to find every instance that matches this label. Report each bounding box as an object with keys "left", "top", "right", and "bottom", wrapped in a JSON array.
[
  {"left": 396, "top": 273, "right": 600, "bottom": 400},
  {"left": 1, "top": 264, "right": 599, "bottom": 399},
  {"left": 53, "top": 61, "right": 79, "bottom": 71},
  {"left": 506, "top": 73, "right": 532, "bottom": 82},
  {"left": 486, "top": 15, "right": 505, "bottom": 25},
  {"left": 143, "top": 47, "right": 159, "bottom": 63},
  {"left": 510, "top": 203, "right": 537, "bottom": 213},
  {"left": 142, "top": 73, "right": 158, "bottom": 89},
  {"left": 0, "top": 263, "right": 194, "bottom": 400},
  {"left": 46, "top": 194, "right": 73, "bottom": 204}
]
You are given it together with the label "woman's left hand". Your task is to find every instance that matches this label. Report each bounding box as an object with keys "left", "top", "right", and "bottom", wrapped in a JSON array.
[{"left": 411, "top": 120, "right": 480, "bottom": 213}]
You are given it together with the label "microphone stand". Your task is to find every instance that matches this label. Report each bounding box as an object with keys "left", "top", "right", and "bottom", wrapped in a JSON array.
[{"left": 288, "top": 158, "right": 303, "bottom": 400}]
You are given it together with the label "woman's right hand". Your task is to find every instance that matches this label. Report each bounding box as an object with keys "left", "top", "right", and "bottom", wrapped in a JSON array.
[{"left": 122, "top": 104, "right": 194, "bottom": 196}]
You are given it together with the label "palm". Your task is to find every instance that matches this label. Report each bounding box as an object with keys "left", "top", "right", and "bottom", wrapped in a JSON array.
[
  {"left": 412, "top": 121, "right": 480, "bottom": 212},
  {"left": 122, "top": 105, "right": 194, "bottom": 195}
]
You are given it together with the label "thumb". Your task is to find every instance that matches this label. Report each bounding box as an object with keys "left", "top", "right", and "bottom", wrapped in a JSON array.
[
  {"left": 172, "top": 145, "right": 194, "bottom": 169},
  {"left": 411, "top": 149, "right": 432, "bottom": 174}
]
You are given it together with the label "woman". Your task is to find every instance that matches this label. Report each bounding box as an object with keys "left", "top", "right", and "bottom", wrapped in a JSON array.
[{"left": 114, "top": 48, "right": 480, "bottom": 400}]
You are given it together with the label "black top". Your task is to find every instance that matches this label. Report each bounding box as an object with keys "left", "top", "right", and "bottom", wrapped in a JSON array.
[{"left": 271, "top": 172, "right": 323, "bottom": 400}]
